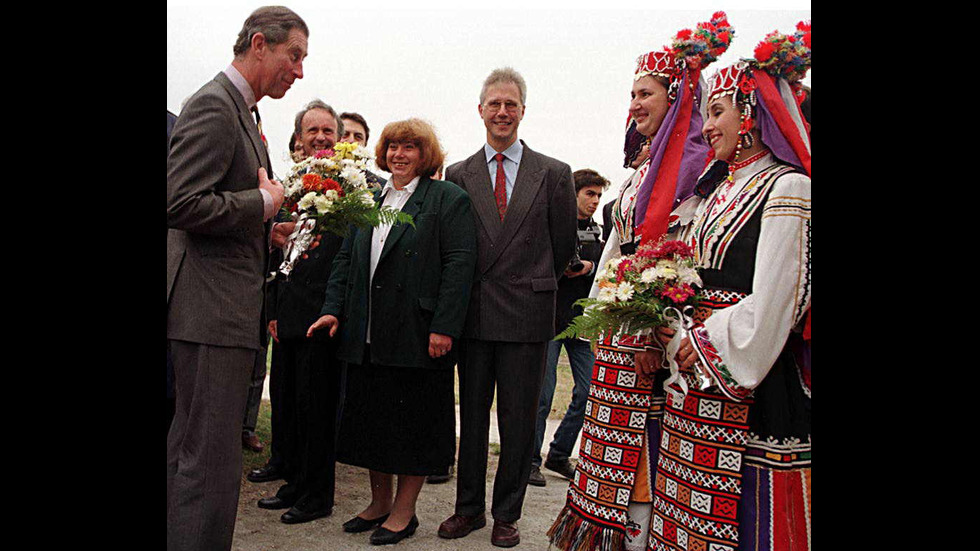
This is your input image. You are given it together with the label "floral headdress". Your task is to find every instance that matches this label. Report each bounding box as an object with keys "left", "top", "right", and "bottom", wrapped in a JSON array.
[
  {"left": 625, "top": 12, "right": 734, "bottom": 167},
  {"left": 702, "top": 21, "right": 811, "bottom": 181},
  {"left": 625, "top": 11, "right": 734, "bottom": 247}
]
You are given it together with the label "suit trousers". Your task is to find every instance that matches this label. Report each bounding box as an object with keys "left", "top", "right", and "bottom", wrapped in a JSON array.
[
  {"left": 266, "top": 341, "right": 292, "bottom": 476},
  {"left": 241, "top": 343, "right": 267, "bottom": 433},
  {"left": 167, "top": 340, "right": 255, "bottom": 551},
  {"left": 455, "top": 338, "right": 548, "bottom": 523},
  {"left": 277, "top": 336, "right": 341, "bottom": 509}
]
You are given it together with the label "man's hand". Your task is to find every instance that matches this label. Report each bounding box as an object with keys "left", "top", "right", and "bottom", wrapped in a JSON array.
[
  {"left": 268, "top": 320, "right": 279, "bottom": 343},
  {"left": 429, "top": 333, "right": 453, "bottom": 359},
  {"left": 307, "top": 315, "right": 339, "bottom": 338},
  {"left": 271, "top": 221, "right": 296, "bottom": 249},
  {"left": 563, "top": 260, "right": 593, "bottom": 278},
  {"left": 258, "top": 167, "right": 285, "bottom": 213}
]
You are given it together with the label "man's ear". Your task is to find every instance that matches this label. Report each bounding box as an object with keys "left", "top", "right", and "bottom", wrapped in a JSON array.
[{"left": 250, "top": 32, "right": 267, "bottom": 58}]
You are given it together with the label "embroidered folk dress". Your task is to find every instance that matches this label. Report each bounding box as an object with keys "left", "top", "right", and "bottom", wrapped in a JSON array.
[
  {"left": 550, "top": 157, "right": 675, "bottom": 551},
  {"left": 654, "top": 151, "right": 811, "bottom": 551}
]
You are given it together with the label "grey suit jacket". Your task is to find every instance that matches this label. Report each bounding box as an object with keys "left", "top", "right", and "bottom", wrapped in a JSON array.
[
  {"left": 166, "top": 72, "right": 272, "bottom": 350},
  {"left": 446, "top": 141, "right": 577, "bottom": 342}
]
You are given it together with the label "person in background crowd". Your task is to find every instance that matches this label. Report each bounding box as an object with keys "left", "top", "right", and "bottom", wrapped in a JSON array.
[
  {"left": 602, "top": 140, "right": 649, "bottom": 243},
  {"left": 308, "top": 118, "right": 477, "bottom": 545},
  {"left": 437, "top": 67, "right": 577, "bottom": 549},
  {"left": 528, "top": 168, "right": 608, "bottom": 488},
  {"left": 166, "top": 6, "right": 306, "bottom": 550},
  {"left": 340, "top": 111, "right": 386, "bottom": 188}
]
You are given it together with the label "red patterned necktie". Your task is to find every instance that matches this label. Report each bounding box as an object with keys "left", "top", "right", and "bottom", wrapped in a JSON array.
[{"left": 494, "top": 152, "right": 507, "bottom": 219}]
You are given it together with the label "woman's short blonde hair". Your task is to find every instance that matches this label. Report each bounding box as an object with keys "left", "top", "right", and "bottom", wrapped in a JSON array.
[{"left": 375, "top": 118, "right": 446, "bottom": 178}]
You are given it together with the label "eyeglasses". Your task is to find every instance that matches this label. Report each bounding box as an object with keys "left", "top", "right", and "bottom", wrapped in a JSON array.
[{"left": 484, "top": 100, "right": 522, "bottom": 113}]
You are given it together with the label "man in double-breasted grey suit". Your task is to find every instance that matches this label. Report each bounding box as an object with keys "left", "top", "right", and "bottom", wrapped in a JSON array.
[
  {"left": 438, "top": 67, "right": 577, "bottom": 548},
  {"left": 166, "top": 7, "right": 308, "bottom": 551}
]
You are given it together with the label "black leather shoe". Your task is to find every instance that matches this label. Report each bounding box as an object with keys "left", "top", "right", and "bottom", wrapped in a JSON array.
[
  {"left": 343, "top": 513, "right": 391, "bottom": 533},
  {"left": 281, "top": 505, "right": 332, "bottom": 524},
  {"left": 544, "top": 457, "right": 577, "bottom": 480},
  {"left": 257, "top": 495, "right": 296, "bottom": 510},
  {"left": 528, "top": 465, "right": 546, "bottom": 487},
  {"left": 426, "top": 465, "right": 454, "bottom": 484},
  {"left": 247, "top": 463, "right": 284, "bottom": 483},
  {"left": 370, "top": 516, "right": 419, "bottom": 545}
]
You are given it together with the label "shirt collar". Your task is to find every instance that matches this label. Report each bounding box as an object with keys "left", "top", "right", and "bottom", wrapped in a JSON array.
[
  {"left": 484, "top": 140, "right": 523, "bottom": 165},
  {"left": 382, "top": 175, "right": 421, "bottom": 197},
  {"left": 224, "top": 64, "right": 257, "bottom": 111}
]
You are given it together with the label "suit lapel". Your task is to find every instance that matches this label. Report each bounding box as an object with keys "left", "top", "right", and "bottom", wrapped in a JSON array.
[
  {"left": 483, "top": 142, "right": 545, "bottom": 269},
  {"left": 378, "top": 177, "right": 431, "bottom": 265},
  {"left": 463, "top": 149, "right": 505, "bottom": 241},
  {"left": 215, "top": 73, "right": 271, "bottom": 176}
]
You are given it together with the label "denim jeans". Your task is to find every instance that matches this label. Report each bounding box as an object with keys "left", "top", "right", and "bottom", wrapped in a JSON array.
[{"left": 532, "top": 338, "right": 594, "bottom": 467}]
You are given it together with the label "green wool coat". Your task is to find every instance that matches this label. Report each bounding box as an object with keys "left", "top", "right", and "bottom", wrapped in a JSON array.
[{"left": 320, "top": 177, "right": 477, "bottom": 370}]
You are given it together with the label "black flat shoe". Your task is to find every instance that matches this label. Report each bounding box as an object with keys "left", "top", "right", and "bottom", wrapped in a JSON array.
[
  {"left": 281, "top": 505, "right": 332, "bottom": 524},
  {"left": 343, "top": 513, "right": 391, "bottom": 533},
  {"left": 370, "top": 516, "right": 419, "bottom": 545}
]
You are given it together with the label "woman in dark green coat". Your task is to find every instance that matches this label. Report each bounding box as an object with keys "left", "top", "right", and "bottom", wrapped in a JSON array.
[{"left": 308, "top": 118, "right": 477, "bottom": 545}]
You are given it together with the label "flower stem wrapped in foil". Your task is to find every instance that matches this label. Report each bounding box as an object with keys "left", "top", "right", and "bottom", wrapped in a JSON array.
[{"left": 279, "top": 212, "right": 318, "bottom": 277}]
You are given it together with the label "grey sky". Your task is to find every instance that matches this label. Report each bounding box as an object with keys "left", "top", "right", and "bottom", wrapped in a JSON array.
[{"left": 167, "top": 1, "right": 810, "bottom": 220}]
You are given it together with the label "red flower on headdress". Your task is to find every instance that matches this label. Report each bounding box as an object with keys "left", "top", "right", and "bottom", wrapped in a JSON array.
[
  {"left": 755, "top": 41, "right": 777, "bottom": 62},
  {"left": 718, "top": 31, "right": 731, "bottom": 45},
  {"left": 676, "top": 28, "right": 692, "bottom": 41}
]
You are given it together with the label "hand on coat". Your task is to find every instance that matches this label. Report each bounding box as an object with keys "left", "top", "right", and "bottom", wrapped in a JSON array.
[
  {"left": 307, "top": 315, "right": 339, "bottom": 338},
  {"left": 258, "top": 167, "right": 284, "bottom": 213},
  {"left": 429, "top": 333, "right": 453, "bottom": 359}
]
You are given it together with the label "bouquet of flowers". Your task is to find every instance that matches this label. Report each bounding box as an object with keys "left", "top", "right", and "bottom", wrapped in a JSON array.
[
  {"left": 555, "top": 238, "right": 702, "bottom": 342},
  {"left": 278, "top": 142, "right": 413, "bottom": 276}
]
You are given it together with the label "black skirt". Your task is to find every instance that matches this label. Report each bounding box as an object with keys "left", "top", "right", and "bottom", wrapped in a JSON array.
[{"left": 337, "top": 359, "right": 456, "bottom": 476}]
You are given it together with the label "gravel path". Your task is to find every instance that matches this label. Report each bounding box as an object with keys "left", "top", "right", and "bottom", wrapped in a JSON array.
[{"left": 232, "top": 457, "right": 572, "bottom": 550}]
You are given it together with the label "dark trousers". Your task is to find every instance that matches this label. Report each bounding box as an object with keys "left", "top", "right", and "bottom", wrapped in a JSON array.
[
  {"left": 167, "top": 340, "right": 256, "bottom": 551},
  {"left": 275, "top": 336, "right": 342, "bottom": 509},
  {"left": 241, "top": 343, "right": 267, "bottom": 434},
  {"left": 533, "top": 338, "right": 594, "bottom": 466},
  {"left": 455, "top": 338, "right": 548, "bottom": 523},
  {"left": 266, "top": 341, "right": 291, "bottom": 476}
]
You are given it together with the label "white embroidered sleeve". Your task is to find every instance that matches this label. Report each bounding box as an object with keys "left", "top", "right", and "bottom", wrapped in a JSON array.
[{"left": 696, "top": 173, "right": 811, "bottom": 393}]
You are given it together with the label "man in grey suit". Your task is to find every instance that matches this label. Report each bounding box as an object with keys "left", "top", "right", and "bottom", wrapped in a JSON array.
[
  {"left": 166, "top": 7, "right": 308, "bottom": 551},
  {"left": 438, "top": 67, "right": 577, "bottom": 548}
]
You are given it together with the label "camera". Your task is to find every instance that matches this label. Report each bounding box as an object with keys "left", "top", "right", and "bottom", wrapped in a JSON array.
[{"left": 566, "top": 226, "right": 601, "bottom": 273}]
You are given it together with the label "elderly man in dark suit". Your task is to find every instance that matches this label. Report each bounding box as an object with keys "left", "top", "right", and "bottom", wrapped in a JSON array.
[
  {"left": 438, "top": 67, "right": 577, "bottom": 548},
  {"left": 166, "top": 7, "right": 307, "bottom": 551},
  {"left": 250, "top": 100, "right": 346, "bottom": 526}
]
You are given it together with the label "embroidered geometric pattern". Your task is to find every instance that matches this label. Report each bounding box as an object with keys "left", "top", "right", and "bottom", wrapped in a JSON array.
[
  {"left": 554, "top": 335, "right": 658, "bottom": 537},
  {"left": 648, "top": 377, "right": 751, "bottom": 551},
  {"left": 744, "top": 433, "right": 811, "bottom": 469}
]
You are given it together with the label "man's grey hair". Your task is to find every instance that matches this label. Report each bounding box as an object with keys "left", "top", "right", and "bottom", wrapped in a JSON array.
[
  {"left": 480, "top": 67, "right": 527, "bottom": 106},
  {"left": 293, "top": 99, "right": 344, "bottom": 138},
  {"left": 233, "top": 6, "right": 309, "bottom": 58}
]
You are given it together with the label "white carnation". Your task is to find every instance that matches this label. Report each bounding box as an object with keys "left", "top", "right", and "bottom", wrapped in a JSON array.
[
  {"left": 640, "top": 268, "right": 657, "bottom": 283},
  {"left": 297, "top": 192, "right": 317, "bottom": 210},
  {"left": 313, "top": 195, "right": 334, "bottom": 214}
]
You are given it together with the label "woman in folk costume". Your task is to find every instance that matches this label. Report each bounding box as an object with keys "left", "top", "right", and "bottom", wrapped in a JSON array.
[
  {"left": 548, "top": 12, "right": 733, "bottom": 551},
  {"left": 655, "top": 22, "right": 811, "bottom": 551}
]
